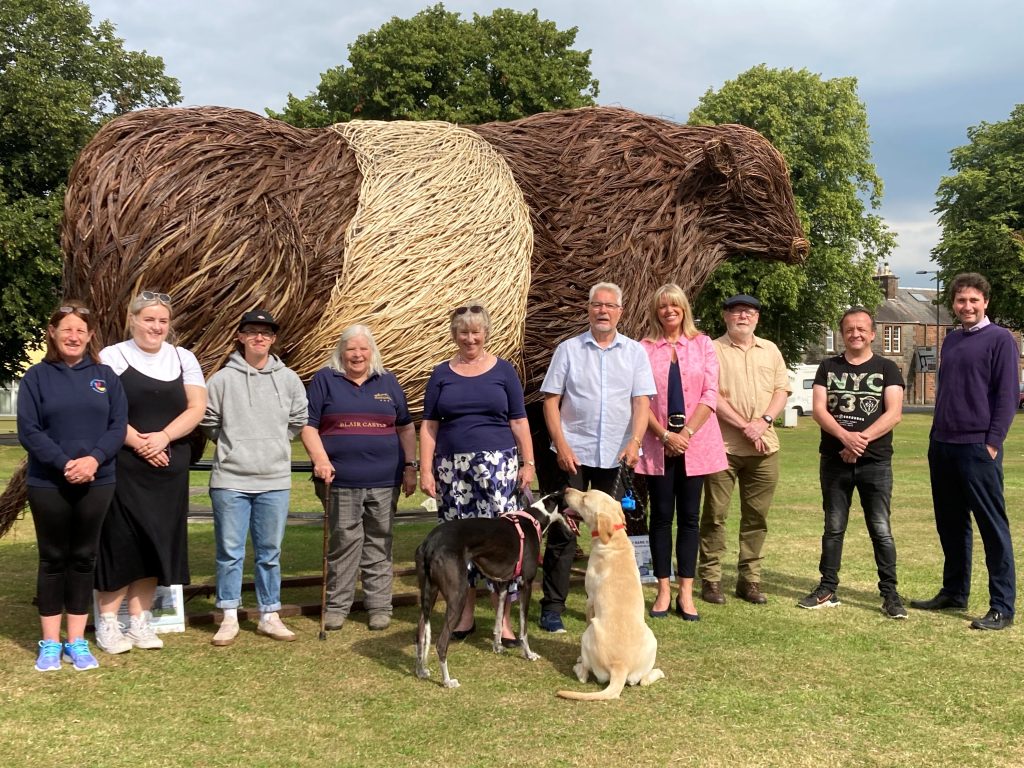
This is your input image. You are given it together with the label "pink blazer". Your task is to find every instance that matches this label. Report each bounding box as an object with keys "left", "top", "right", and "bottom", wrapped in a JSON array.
[{"left": 636, "top": 334, "right": 728, "bottom": 477}]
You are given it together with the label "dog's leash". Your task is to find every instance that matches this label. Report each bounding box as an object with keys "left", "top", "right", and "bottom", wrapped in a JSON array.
[
  {"left": 500, "top": 488, "right": 543, "bottom": 580},
  {"left": 615, "top": 459, "right": 648, "bottom": 536}
]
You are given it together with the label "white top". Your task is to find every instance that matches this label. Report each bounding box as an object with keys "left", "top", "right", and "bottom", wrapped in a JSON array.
[
  {"left": 540, "top": 330, "right": 656, "bottom": 468},
  {"left": 100, "top": 340, "right": 206, "bottom": 387}
]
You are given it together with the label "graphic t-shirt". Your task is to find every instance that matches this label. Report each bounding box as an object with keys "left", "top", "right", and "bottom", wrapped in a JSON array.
[{"left": 814, "top": 354, "right": 905, "bottom": 462}]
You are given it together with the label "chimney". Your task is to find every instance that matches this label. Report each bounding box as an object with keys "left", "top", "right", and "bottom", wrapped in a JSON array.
[{"left": 873, "top": 261, "right": 899, "bottom": 300}]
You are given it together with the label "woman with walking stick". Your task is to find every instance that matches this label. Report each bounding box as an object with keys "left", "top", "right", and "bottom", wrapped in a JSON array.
[{"left": 302, "top": 325, "right": 416, "bottom": 633}]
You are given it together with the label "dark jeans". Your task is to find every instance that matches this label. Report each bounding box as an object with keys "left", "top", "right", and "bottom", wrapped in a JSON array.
[
  {"left": 540, "top": 465, "right": 620, "bottom": 615},
  {"left": 28, "top": 483, "right": 115, "bottom": 616},
  {"left": 818, "top": 455, "right": 898, "bottom": 597},
  {"left": 646, "top": 454, "right": 704, "bottom": 580},
  {"left": 928, "top": 440, "right": 1016, "bottom": 617}
]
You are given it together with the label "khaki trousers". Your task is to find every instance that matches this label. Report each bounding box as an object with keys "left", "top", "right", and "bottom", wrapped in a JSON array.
[{"left": 699, "top": 451, "right": 779, "bottom": 585}]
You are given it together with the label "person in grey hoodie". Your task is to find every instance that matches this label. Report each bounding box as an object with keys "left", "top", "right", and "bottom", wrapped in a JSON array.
[{"left": 201, "top": 309, "right": 307, "bottom": 646}]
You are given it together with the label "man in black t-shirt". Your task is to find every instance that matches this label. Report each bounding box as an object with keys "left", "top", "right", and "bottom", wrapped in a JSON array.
[{"left": 797, "top": 307, "right": 907, "bottom": 618}]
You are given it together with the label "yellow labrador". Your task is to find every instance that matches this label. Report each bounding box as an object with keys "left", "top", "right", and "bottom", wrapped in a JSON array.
[{"left": 557, "top": 488, "right": 664, "bottom": 701}]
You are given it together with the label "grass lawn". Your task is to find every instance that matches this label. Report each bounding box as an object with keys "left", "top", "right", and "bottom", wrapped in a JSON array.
[{"left": 2, "top": 413, "right": 1024, "bottom": 768}]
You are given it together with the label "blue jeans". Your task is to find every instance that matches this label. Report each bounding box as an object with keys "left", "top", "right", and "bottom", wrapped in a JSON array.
[
  {"left": 211, "top": 489, "right": 290, "bottom": 612},
  {"left": 818, "top": 456, "right": 898, "bottom": 597}
]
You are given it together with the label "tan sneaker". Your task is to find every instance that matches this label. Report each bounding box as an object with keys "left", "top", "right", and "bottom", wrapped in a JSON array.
[
  {"left": 212, "top": 617, "right": 239, "bottom": 646},
  {"left": 125, "top": 613, "right": 164, "bottom": 650},
  {"left": 256, "top": 612, "right": 296, "bottom": 642}
]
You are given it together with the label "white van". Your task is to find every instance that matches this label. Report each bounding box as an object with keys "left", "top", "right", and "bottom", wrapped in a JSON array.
[{"left": 786, "top": 364, "right": 819, "bottom": 416}]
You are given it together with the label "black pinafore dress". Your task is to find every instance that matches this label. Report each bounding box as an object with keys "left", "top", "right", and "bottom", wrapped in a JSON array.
[{"left": 95, "top": 355, "right": 191, "bottom": 591}]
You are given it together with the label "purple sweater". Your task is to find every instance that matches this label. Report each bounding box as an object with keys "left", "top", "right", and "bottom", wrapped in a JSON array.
[{"left": 932, "top": 324, "right": 1019, "bottom": 449}]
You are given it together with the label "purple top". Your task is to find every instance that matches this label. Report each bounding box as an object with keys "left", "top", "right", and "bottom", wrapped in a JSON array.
[
  {"left": 423, "top": 358, "right": 527, "bottom": 455},
  {"left": 306, "top": 368, "right": 412, "bottom": 488},
  {"left": 932, "top": 323, "right": 1019, "bottom": 449}
]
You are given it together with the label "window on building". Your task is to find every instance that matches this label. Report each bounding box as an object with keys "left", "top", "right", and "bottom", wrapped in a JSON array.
[
  {"left": 883, "top": 325, "right": 901, "bottom": 354},
  {"left": 825, "top": 329, "right": 835, "bottom": 353}
]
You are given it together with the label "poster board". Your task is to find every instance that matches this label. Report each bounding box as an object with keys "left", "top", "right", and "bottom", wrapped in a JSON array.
[{"left": 93, "top": 585, "right": 186, "bottom": 634}]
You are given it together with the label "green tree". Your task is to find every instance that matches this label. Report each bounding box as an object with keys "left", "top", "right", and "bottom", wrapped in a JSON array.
[
  {"left": 933, "top": 104, "right": 1024, "bottom": 327},
  {"left": 689, "top": 65, "right": 893, "bottom": 362},
  {"left": 0, "top": 0, "right": 180, "bottom": 381},
  {"left": 270, "top": 3, "right": 598, "bottom": 126}
]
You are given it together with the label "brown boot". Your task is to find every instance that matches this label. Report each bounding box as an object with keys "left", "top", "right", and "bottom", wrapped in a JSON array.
[
  {"left": 701, "top": 581, "right": 726, "bottom": 605},
  {"left": 736, "top": 581, "right": 768, "bottom": 604}
]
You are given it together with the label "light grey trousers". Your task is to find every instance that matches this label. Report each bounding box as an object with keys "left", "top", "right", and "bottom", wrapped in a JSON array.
[{"left": 325, "top": 486, "right": 400, "bottom": 618}]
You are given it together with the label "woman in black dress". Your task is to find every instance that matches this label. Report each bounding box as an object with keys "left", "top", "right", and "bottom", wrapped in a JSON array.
[{"left": 94, "top": 292, "right": 207, "bottom": 653}]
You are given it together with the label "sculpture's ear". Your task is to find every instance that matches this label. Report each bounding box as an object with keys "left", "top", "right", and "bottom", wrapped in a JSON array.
[{"left": 674, "top": 137, "right": 736, "bottom": 205}]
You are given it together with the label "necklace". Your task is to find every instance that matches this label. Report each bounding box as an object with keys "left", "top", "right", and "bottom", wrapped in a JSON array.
[{"left": 457, "top": 352, "right": 486, "bottom": 365}]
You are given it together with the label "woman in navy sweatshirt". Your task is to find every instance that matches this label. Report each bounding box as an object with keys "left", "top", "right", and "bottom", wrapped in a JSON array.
[{"left": 17, "top": 301, "right": 128, "bottom": 671}]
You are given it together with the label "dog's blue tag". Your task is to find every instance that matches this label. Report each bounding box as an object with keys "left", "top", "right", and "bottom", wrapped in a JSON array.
[{"left": 621, "top": 490, "right": 636, "bottom": 512}]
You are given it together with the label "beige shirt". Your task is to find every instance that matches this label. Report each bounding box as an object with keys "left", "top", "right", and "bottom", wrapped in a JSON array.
[{"left": 713, "top": 334, "right": 790, "bottom": 456}]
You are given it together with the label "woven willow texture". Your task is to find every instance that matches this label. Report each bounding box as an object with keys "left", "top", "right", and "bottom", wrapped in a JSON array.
[{"left": 472, "top": 106, "right": 809, "bottom": 395}]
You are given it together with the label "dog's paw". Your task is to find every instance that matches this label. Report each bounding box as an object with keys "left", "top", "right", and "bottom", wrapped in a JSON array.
[
  {"left": 523, "top": 650, "right": 540, "bottom": 661},
  {"left": 640, "top": 668, "right": 665, "bottom": 686},
  {"left": 573, "top": 662, "right": 589, "bottom": 683},
  {"left": 492, "top": 641, "right": 505, "bottom": 655},
  {"left": 415, "top": 667, "right": 431, "bottom": 679},
  {"left": 443, "top": 678, "right": 460, "bottom": 689}
]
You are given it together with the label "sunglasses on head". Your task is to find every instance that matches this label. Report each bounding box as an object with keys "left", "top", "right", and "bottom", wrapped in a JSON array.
[
  {"left": 141, "top": 291, "right": 172, "bottom": 304},
  {"left": 452, "top": 305, "right": 485, "bottom": 316},
  {"left": 58, "top": 306, "right": 91, "bottom": 316}
]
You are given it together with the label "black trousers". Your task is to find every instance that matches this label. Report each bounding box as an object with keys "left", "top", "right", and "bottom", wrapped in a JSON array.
[
  {"left": 540, "top": 465, "right": 621, "bottom": 615},
  {"left": 28, "top": 483, "right": 115, "bottom": 616},
  {"left": 646, "top": 454, "right": 704, "bottom": 580}
]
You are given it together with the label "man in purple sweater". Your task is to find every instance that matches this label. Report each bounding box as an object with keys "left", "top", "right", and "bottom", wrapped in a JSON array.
[{"left": 911, "top": 273, "right": 1020, "bottom": 630}]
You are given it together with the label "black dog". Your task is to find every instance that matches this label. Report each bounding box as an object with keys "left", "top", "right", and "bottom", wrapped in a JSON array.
[{"left": 414, "top": 491, "right": 575, "bottom": 688}]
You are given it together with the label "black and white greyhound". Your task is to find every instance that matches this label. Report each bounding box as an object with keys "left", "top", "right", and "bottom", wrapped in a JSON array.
[{"left": 414, "top": 491, "right": 577, "bottom": 689}]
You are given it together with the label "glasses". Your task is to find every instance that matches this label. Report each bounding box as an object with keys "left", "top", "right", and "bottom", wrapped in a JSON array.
[
  {"left": 726, "top": 307, "right": 758, "bottom": 317},
  {"left": 589, "top": 301, "right": 621, "bottom": 310},
  {"left": 452, "top": 305, "right": 485, "bottom": 316},
  {"left": 58, "top": 306, "right": 90, "bottom": 316},
  {"left": 241, "top": 330, "right": 276, "bottom": 339},
  {"left": 141, "top": 291, "right": 172, "bottom": 304}
]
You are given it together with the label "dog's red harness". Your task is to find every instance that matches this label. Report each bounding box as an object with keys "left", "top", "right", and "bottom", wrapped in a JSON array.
[
  {"left": 500, "top": 511, "right": 543, "bottom": 579},
  {"left": 591, "top": 523, "right": 626, "bottom": 538}
]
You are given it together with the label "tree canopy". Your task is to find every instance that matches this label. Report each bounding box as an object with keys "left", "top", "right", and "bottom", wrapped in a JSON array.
[
  {"left": 0, "top": 0, "right": 180, "bottom": 381},
  {"left": 932, "top": 104, "right": 1024, "bottom": 327},
  {"left": 269, "top": 3, "right": 599, "bottom": 127},
  {"left": 688, "top": 65, "right": 893, "bottom": 363}
]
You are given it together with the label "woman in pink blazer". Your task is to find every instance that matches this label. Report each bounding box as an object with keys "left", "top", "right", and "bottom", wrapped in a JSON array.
[{"left": 636, "top": 284, "right": 727, "bottom": 621}]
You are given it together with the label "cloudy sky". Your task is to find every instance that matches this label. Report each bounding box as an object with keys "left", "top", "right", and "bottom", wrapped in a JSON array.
[{"left": 87, "top": 0, "right": 1024, "bottom": 288}]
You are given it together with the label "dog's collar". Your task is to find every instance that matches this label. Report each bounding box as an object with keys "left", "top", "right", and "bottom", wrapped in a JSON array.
[{"left": 591, "top": 523, "right": 626, "bottom": 538}]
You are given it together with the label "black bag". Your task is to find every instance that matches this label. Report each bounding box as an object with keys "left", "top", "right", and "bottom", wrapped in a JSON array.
[{"left": 616, "top": 460, "right": 649, "bottom": 536}]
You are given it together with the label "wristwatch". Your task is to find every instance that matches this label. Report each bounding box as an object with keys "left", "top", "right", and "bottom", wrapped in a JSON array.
[
  {"left": 404, "top": 461, "right": 420, "bottom": 470},
  {"left": 761, "top": 414, "right": 773, "bottom": 425}
]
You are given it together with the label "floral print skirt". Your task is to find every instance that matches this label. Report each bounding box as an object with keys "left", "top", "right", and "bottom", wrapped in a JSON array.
[{"left": 434, "top": 446, "right": 522, "bottom": 595}]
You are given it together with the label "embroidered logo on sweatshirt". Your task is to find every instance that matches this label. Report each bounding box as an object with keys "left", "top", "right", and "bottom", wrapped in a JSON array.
[{"left": 90, "top": 379, "right": 107, "bottom": 394}]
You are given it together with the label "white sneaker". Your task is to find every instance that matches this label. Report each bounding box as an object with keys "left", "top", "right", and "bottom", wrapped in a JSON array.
[
  {"left": 212, "top": 617, "right": 239, "bottom": 646},
  {"left": 125, "top": 613, "right": 164, "bottom": 650},
  {"left": 95, "top": 613, "right": 132, "bottom": 654},
  {"left": 256, "top": 612, "right": 296, "bottom": 642}
]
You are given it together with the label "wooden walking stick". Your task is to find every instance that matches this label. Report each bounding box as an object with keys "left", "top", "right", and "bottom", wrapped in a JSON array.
[{"left": 312, "top": 476, "right": 331, "bottom": 641}]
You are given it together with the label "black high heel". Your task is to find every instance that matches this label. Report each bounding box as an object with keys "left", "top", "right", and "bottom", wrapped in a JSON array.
[
  {"left": 675, "top": 596, "right": 700, "bottom": 622},
  {"left": 452, "top": 621, "right": 476, "bottom": 640}
]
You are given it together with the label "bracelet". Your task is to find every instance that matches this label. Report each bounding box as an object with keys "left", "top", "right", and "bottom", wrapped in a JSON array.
[
  {"left": 683, "top": 426, "right": 695, "bottom": 437},
  {"left": 661, "top": 431, "right": 670, "bottom": 444},
  {"left": 632, "top": 436, "right": 643, "bottom": 447},
  {"left": 523, "top": 460, "right": 536, "bottom": 467}
]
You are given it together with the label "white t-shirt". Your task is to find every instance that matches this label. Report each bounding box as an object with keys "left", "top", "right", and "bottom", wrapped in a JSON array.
[{"left": 100, "top": 340, "right": 206, "bottom": 387}]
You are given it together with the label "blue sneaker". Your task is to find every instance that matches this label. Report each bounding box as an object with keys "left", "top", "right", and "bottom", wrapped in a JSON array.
[
  {"left": 35, "top": 639, "right": 63, "bottom": 672},
  {"left": 539, "top": 611, "right": 566, "bottom": 633},
  {"left": 63, "top": 638, "right": 99, "bottom": 671}
]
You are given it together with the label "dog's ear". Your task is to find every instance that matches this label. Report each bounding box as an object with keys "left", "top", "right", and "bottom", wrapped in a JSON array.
[{"left": 597, "top": 510, "right": 615, "bottom": 544}]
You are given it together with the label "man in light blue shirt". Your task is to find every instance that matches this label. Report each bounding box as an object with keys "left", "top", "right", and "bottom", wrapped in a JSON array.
[{"left": 538, "top": 282, "right": 656, "bottom": 633}]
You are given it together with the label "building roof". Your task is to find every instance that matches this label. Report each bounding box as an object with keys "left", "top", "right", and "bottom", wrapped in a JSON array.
[{"left": 875, "top": 286, "right": 954, "bottom": 326}]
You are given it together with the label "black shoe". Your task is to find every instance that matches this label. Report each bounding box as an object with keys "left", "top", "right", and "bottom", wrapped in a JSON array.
[
  {"left": 882, "top": 593, "right": 908, "bottom": 620},
  {"left": 500, "top": 636, "right": 521, "bottom": 648},
  {"left": 452, "top": 621, "right": 476, "bottom": 640},
  {"left": 970, "top": 609, "right": 1013, "bottom": 631},
  {"left": 909, "top": 592, "right": 967, "bottom": 611},
  {"left": 675, "top": 596, "right": 700, "bottom": 622}
]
